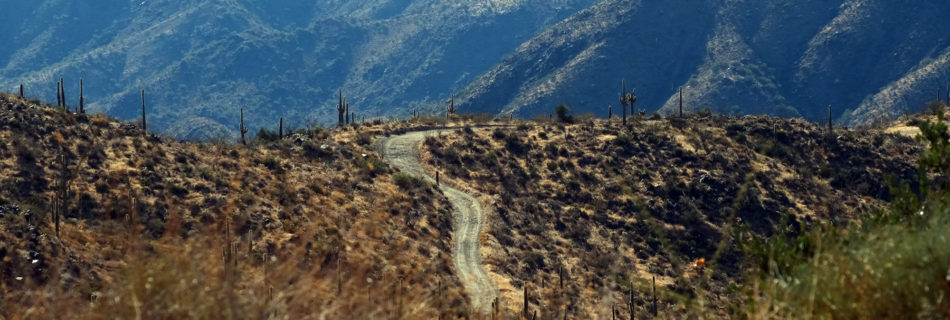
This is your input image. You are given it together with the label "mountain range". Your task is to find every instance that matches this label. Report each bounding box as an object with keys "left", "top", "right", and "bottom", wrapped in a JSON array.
[{"left": 2, "top": 0, "right": 949, "bottom": 139}]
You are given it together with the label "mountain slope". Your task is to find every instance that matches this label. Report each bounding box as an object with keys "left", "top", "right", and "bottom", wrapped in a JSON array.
[
  {"left": 454, "top": 0, "right": 950, "bottom": 126},
  {"left": 0, "top": 0, "right": 596, "bottom": 139}
]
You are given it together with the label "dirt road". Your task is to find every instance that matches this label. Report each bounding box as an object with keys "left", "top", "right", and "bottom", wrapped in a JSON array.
[{"left": 379, "top": 129, "right": 498, "bottom": 314}]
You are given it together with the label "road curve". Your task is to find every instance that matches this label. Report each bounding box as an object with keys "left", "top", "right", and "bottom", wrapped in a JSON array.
[{"left": 379, "top": 129, "right": 498, "bottom": 314}]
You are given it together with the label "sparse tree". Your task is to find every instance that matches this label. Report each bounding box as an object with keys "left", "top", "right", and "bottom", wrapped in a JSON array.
[{"left": 555, "top": 104, "right": 572, "bottom": 123}]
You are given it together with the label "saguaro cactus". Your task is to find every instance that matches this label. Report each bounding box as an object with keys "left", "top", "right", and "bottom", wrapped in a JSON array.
[
  {"left": 19, "top": 84, "right": 23, "bottom": 98},
  {"left": 60, "top": 78, "right": 67, "bottom": 110},
  {"left": 448, "top": 95, "right": 456, "bottom": 115},
  {"left": 337, "top": 89, "right": 345, "bottom": 127},
  {"left": 141, "top": 89, "right": 147, "bottom": 135},
  {"left": 56, "top": 81, "right": 62, "bottom": 107},
  {"left": 620, "top": 80, "right": 628, "bottom": 126},
  {"left": 240, "top": 108, "right": 248, "bottom": 145},
  {"left": 679, "top": 87, "right": 684, "bottom": 118},
  {"left": 608, "top": 105, "right": 613, "bottom": 122},
  {"left": 620, "top": 80, "right": 638, "bottom": 125},
  {"left": 79, "top": 78, "right": 85, "bottom": 114},
  {"left": 827, "top": 105, "right": 833, "bottom": 134}
]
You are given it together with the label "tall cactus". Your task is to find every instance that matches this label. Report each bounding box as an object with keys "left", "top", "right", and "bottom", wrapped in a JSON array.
[
  {"left": 337, "top": 89, "right": 345, "bottom": 127},
  {"left": 448, "top": 95, "right": 456, "bottom": 115},
  {"left": 279, "top": 117, "right": 283, "bottom": 139},
  {"left": 240, "top": 108, "right": 248, "bottom": 145},
  {"left": 57, "top": 81, "right": 62, "bottom": 107},
  {"left": 60, "top": 78, "right": 66, "bottom": 110},
  {"left": 827, "top": 105, "right": 833, "bottom": 134},
  {"left": 79, "top": 78, "right": 85, "bottom": 114},
  {"left": 679, "top": 86, "right": 684, "bottom": 118},
  {"left": 19, "top": 84, "right": 23, "bottom": 98},
  {"left": 141, "top": 89, "right": 147, "bottom": 135},
  {"left": 620, "top": 80, "right": 628, "bottom": 126}
]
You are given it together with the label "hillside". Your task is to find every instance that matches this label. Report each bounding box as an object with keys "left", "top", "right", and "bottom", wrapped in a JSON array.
[
  {"left": 4, "top": 86, "right": 947, "bottom": 319},
  {"left": 0, "top": 93, "right": 473, "bottom": 319},
  {"left": 0, "top": 0, "right": 596, "bottom": 140},
  {"left": 4, "top": 1, "right": 950, "bottom": 140},
  {"left": 420, "top": 112, "right": 920, "bottom": 318},
  {"left": 453, "top": 0, "right": 950, "bottom": 127}
]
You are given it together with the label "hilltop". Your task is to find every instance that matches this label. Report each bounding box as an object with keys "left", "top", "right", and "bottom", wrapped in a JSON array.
[{"left": 0, "top": 90, "right": 941, "bottom": 319}]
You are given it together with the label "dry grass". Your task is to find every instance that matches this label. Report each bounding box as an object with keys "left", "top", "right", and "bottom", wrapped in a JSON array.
[
  {"left": 422, "top": 115, "right": 921, "bottom": 318},
  {"left": 0, "top": 93, "right": 470, "bottom": 319}
]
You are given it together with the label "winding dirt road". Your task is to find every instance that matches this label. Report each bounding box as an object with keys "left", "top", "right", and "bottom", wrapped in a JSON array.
[{"left": 379, "top": 129, "right": 498, "bottom": 314}]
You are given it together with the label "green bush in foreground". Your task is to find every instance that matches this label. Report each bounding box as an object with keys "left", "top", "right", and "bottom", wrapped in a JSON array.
[{"left": 737, "top": 109, "right": 950, "bottom": 319}]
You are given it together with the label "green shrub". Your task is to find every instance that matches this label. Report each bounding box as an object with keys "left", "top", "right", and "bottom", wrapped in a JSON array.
[
  {"left": 255, "top": 127, "right": 279, "bottom": 143},
  {"left": 737, "top": 110, "right": 950, "bottom": 319},
  {"left": 393, "top": 172, "right": 429, "bottom": 191},
  {"left": 303, "top": 141, "right": 333, "bottom": 159},
  {"left": 555, "top": 104, "right": 573, "bottom": 123}
]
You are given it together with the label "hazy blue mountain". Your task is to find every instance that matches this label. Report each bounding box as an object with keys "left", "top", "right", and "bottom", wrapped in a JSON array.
[
  {"left": 0, "top": 0, "right": 596, "bottom": 139},
  {"left": 452, "top": 0, "right": 950, "bottom": 127},
  {"left": 2, "top": 0, "right": 949, "bottom": 139}
]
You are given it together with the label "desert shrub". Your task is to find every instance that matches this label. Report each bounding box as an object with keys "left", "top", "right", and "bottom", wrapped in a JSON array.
[
  {"left": 255, "top": 127, "right": 279, "bottom": 143},
  {"left": 504, "top": 134, "right": 528, "bottom": 155},
  {"left": 737, "top": 111, "right": 950, "bottom": 319},
  {"left": 523, "top": 252, "right": 546, "bottom": 274},
  {"left": 697, "top": 107, "right": 713, "bottom": 117},
  {"left": 355, "top": 132, "right": 374, "bottom": 146},
  {"left": 393, "top": 172, "right": 429, "bottom": 191},
  {"left": 167, "top": 183, "right": 189, "bottom": 198},
  {"left": 554, "top": 104, "right": 573, "bottom": 123},
  {"left": 613, "top": 133, "right": 634, "bottom": 146},
  {"left": 361, "top": 156, "right": 389, "bottom": 177},
  {"left": 491, "top": 129, "right": 506, "bottom": 140},
  {"left": 303, "top": 141, "right": 334, "bottom": 159},
  {"left": 258, "top": 157, "right": 281, "bottom": 172}
]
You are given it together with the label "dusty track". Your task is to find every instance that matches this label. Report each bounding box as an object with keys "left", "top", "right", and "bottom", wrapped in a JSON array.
[{"left": 379, "top": 129, "right": 498, "bottom": 314}]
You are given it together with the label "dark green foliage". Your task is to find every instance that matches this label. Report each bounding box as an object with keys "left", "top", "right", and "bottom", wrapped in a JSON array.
[
  {"left": 303, "top": 141, "right": 333, "bottom": 159},
  {"left": 258, "top": 157, "right": 281, "bottom": 172},
  {"left": 504, "top": 134, "right": 528, "bottom": 155},
  {"left": 361, "top": 156, "right": 389, "bottom": 177},
  {"left": 393, "top": 172, "right": 429, "bottom": 191},
  {"left": 255, "top": 127, "right": 279, "bottom": 143},
  {"left": 697, "top": 107, "right": 712, "bottom": 117},
  {"left": 554, "top": 104, "right": 572, "bottom": 123},
  {"left": 167, "top": 183, "right": 189, "bottom": 198},
  {"left": 736, "top": 107, "right": 950, "bottom": 318},
  {"left": 355, "top": 132, "right": 373, "bottom": 146}
]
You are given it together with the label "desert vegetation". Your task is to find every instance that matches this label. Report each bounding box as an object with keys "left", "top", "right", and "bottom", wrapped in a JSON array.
[
  {"left": 0, "top": 92, "right": 470, "bottom": 319},
  {"left": 1, "top": 86, "right": 947, "bottom": 319},
  {"left": 422, "top": 107, "right": 925, "bottom": 318}
]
